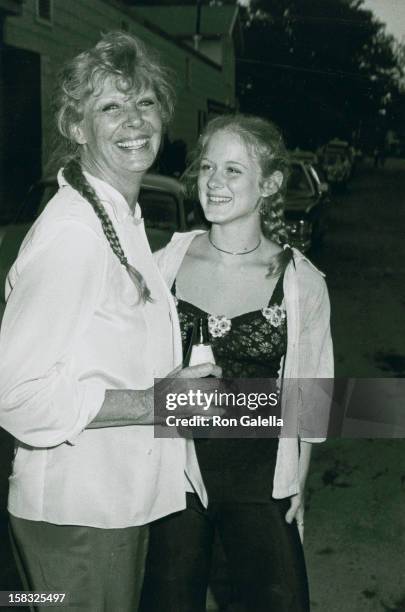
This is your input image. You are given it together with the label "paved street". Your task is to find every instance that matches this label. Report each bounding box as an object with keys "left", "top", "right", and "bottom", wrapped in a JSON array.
[
  {"left": 306, "top": 158, "right": 405, "bottom": 612},
  {"left": 0, "top": 159, "right": 404, "bottom": 610},
  {"left": 313, "top": 158, "right": 405, "bottom": 379}
]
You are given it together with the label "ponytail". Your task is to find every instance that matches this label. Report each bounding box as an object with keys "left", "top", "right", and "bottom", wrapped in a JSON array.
[{"left": 261, "top": 193, "right": 293, "bottom": 277}]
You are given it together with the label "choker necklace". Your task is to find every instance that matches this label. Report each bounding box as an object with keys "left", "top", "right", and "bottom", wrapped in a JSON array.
[{"left": 208, "top": 233, "right": 261, "bottom": 255}]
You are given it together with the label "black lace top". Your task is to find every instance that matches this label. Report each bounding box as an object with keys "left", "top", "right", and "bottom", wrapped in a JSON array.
[{"left": 174, "top": 273, "right": 288, "bottom": 502}]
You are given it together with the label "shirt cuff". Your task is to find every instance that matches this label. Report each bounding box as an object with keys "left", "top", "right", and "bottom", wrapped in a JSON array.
[{"left": 66, "top": 382, "right": 106, "bottom": 445}]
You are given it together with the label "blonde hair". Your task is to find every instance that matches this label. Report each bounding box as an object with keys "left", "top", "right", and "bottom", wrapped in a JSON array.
[
  {"left": 53, "top": 32, "right": 176, "bottom": 303},
  {"left": 56, "top": 31, "right": 175, "bottom": 161}
]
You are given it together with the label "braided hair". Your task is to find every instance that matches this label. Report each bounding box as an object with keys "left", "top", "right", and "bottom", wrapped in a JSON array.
[
  {"left": 63, "top": 157, "right": 152, "bottom": 303},
  {"left": 184, "top": 114, "right": 293, "bottom": 276}
]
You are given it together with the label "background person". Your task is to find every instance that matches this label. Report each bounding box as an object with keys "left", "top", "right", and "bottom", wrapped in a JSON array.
[
  {"left": 141, "top": 114, "right": 333, "bottom": 611},
  {"left": 0, "top": 32, "right": 219, "bottom": 611}
]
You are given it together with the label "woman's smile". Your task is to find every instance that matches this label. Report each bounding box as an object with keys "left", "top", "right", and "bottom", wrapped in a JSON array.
[
  {"left": 116, "top": 137, "right": 150, "bottom": 150},
  {"left": 206, "top": 194, "right": 233, "bottom": 205}
]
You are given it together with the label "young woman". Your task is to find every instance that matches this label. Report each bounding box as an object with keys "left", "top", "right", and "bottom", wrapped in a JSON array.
[{"left": 141, "top": 114, "right": 333, "bottom": 611}]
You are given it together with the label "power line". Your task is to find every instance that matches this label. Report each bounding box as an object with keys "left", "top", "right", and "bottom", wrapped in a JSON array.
[{"left": 236, "top": 57, "right": 373, "bottom": 81}]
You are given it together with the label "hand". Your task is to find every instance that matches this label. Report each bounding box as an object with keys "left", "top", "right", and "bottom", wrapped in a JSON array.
[
  {"left": 179, "top": 363, "right": 223, "bottom": 418},
  {"left": 174, "top": 363, "right": 222, "bottom": 379},
  {"left": 285, "top": 492, "right": 305, "bottom": 544},
  {"left": 157, "top": 363, "right": 223, "bottom": 422}
]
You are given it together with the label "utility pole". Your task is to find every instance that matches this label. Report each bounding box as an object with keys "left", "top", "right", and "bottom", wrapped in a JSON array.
[{"left": 194, "top": 0, "right": 202, "bottom": 51}]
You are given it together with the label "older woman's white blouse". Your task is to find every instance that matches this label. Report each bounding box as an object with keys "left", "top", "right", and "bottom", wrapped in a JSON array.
[{"left": 0, "top": 171, "right": 206, "bottom": 528}]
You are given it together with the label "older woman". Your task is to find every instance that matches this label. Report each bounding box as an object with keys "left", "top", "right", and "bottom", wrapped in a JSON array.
[
  {"left": 0, "top": 32, "right": 218, "bottom": 611},
  {"left": 141, "top": 114, "right": 333, "bottom": 611}
]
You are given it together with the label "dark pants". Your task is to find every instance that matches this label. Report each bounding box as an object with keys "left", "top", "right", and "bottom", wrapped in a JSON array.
[
  {"left": 9, "top": 514, "right": 149, "bottom": 612},
  {"left": 140, "top": 493, "right": 310, "bottom": 612}
]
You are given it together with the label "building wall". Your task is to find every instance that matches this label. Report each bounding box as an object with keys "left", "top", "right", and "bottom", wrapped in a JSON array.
[
  {"left": 3, "top": 0, "right": 235, "bottom": 171},
  {"left": 199, "top": 39, "right": 222, "bottom": 66},
  {"left": 222, "top": 37, "right": 236, "bottom": 107}
]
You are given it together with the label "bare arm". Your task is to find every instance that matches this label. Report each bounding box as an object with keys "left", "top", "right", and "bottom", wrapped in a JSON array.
[
  {"left": 285, "top": 440, "right": 312, "bottom": 542},
  {"left": 86, "top": 388, "right": 155, "bottom": 428},
  {"left": 87, "top": 362, "right": 222, "bottom": 428},
  {"left": 298, "top": 439, "right": 312, "bottom": 491}
]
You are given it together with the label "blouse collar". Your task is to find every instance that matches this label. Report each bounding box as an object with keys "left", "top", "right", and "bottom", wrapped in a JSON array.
[{"left": 57, "top": 168, "right": 143, "bottom": 223}]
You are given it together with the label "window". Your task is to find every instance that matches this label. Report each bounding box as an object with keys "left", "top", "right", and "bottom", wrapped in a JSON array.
[
  {"left": 198, "top": 110, "right": 207, "bottom": 134},
  {"left": 287, "top": 164, "right": 312, "bottom": 197},
  {"left": 36, "top": 0, "right": 52, "bottom": 24},
  {"left": 185, "top": 57, "right": 191, "bottom": 88}
]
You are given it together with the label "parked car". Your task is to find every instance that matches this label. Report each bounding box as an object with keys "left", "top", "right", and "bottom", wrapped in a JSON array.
[
  {"left": 139, "top": 173, "right": 195, "bottom": 250},
  {"left": 290, "top": 148, "right": 318, "bottom": 166},
  {"left": 277, "top": 159, "right": 330, "bottom": 253},
  {"left": 290, "top": 149, "right": 330, "bottom": 187},
  {"left": 320, "top": 139, "right": 353, "bottom": 188},
  {"left": 0, "top": 173, "right": 197, "bottom": 317}
]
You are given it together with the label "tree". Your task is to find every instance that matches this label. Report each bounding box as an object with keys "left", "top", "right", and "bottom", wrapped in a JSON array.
[
  {"left": 237, "top": 0, "right": 403, "bottom": 149},
  {"left": 122, "top": 1, "right": 236, "bottom": 5}
]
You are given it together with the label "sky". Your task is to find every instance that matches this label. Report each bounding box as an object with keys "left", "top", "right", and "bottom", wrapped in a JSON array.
[
  {"left": 236, "top": 0, "right": 405, "bottom": 43},
  {"left": 360, "top": 0, "right": 405, "bottom": 42}
]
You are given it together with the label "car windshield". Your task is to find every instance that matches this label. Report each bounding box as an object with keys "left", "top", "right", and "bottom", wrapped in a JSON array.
[
  {"left": 139, "top": 188, "right": 179, "bottom": 231},
  {"left": 312, "top": 164, "right": 327, "bottom": 183},
  {"left": 308, "top": 165, "right": 323, "bottom": 186},
  {"left": 287, "top": 164, "right": 312, "bottom": 196},
  {"left": 325, "top": 154, "right": 340, "bottom": 165}
]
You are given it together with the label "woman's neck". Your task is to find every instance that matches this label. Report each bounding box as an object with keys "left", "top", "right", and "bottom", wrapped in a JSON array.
[
  {"left": 80, "top": 158, "right": 142, "bottom": 213},
  {"left": 209, "top": 220, "right": 262, "bottom": 256}
]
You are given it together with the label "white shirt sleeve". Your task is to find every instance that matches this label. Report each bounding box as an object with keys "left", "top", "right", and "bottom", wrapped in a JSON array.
[
  {"left": 298, "top": 270, "right": 334, "bottom": 442},
  {"left": 0, "top": 219, "right": 106, "bottom": 448}
]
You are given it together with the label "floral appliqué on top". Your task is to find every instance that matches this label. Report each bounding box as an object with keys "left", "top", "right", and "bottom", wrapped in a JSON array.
[
  {"left": 172, "top": 273, "right": 287, "bottom": 379},
  {"left": 261, "top": 305, "right": 286, "bottom": 327},
  {"left": 198, "top": 305, "right": 286, "bottom": 340},
  {"left": 208, "top": 315, "right": 232, "bottom": 338}
]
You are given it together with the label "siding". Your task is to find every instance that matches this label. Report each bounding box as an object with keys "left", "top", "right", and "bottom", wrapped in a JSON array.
[{"left": 3, "top": 0, "right": 236, "bottom": 169}]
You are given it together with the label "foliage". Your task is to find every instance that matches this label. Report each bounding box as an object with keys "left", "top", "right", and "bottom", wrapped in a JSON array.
[
  {"left": 122, "top": 1, "right": 236, "bottom": 5},
  {"left": 122, "top": 0, "right": 404, "bottom": 149},
  {"left": 237, "top": 0, "right": 403, "bottom": 149}
]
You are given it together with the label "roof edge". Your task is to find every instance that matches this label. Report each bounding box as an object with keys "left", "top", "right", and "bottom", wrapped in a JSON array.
[
  {"left": 101, "top": 0, "right": 221, "bottom": 71},
  {"left": 0, "top": 0, "right": 23, "bottom": 15}
]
